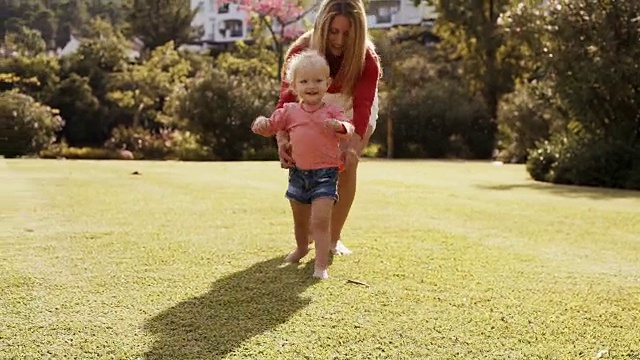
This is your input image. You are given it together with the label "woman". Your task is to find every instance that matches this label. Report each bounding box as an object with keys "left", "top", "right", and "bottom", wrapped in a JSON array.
[{"left": 275, "top": 0, "right": 381, "bottom": 256}]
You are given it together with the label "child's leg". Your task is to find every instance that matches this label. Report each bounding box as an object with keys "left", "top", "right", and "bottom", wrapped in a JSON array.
[
  {"left": 310, "top": 197, "right": 334, "bottom": 278},
  {"left": 285, "top": 200, "right": 311, "bottom": 263}
]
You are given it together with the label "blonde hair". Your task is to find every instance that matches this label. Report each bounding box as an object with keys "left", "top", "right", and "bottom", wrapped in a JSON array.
[
  {"left": 286, "top": 0, "right": 379, "bottom": 97},
  {"left": 285, "top": 49, "right": 330, "bottom": 85}
]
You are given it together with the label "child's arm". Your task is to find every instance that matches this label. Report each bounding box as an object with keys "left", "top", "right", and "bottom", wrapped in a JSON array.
[
  {"left": 251, "top": 108, "right": 287, "bottom": 137},
  {"left": 325, "top": 108, "right": 354, "bottom": 139}
]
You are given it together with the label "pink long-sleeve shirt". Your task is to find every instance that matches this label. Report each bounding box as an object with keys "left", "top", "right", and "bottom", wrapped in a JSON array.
[{"left": 263, "top": 103, "right": 354, "bottom": 170}]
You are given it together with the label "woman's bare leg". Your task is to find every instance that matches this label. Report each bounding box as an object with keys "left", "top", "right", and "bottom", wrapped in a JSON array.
[
  {"left": 330, "top": 160, "right": 358, "bottom": 250},
  {"left": 310, "top": 198, "right": 334, "bottom": 278},
  {"left": 285, "top": 200, "right": 311, "bottom": 263},
  {"left": 330, "top": 125, "right": 374, "bottom": 253}
]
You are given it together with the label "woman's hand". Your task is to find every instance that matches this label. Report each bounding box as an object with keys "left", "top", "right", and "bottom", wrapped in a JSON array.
[
  {"left": 342, "top": 134, "right": 363, "bottom": 171},
  {"left": 343, "top": 147, "right": 358, "bottom": 170},
  {"left": 276, "top": 131, "right": 295, "bottom": 168}
]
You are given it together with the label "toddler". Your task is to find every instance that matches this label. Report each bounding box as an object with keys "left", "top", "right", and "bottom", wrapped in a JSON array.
[{"left": 251, "top": 49, "right": 354, "bottom": 279}]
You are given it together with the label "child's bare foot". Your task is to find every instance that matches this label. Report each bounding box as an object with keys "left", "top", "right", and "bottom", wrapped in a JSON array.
[
  {"left": 284, "top": 247, "right": 309, "bottom": 263},
  {"left": 313, "top": 266, "right": 329, "bottom": 279}
]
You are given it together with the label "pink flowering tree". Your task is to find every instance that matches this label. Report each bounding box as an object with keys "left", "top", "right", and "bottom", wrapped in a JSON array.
[{"left": 221, "top": 0, "right": 318, "bottom": 80}]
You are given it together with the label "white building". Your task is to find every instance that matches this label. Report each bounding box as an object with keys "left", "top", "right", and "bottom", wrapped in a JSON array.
[
  {"left": 366, "top": 0, "right": 436, "bottom": 29},
  {"left": 190, "top": 0, "right": 437, "bottom": 44},
  {"left": 190, "top": 0, "right": 249, "bottom": 43},
  {"left": 56, "top": 34, "right": 143, "bottom": 59}
]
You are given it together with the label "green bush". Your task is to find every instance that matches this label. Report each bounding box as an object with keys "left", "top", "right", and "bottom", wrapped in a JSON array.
[
  {"left": 519, "top": 0, "right": 640, "bottom": 190},
  {"left": 374, "top": 33, "right": 494, "bottom": 160},
  {"left": 625, "top": 155, "right": 640, "bottom": 190},
  {"left": 166, "top": 67, "right": 278, "bottom": 160},
  {"left": 105, "top": 125, "right": 213, "bottom": 161},
  {"left": 545, "top": 0, "right": 640, "bottom": 140},
  {"left": 39, "top": 143, "right": 122, "bottom": 160},
  {"left": 382, "top": 78, "right": 492, "bottom": 159},
  {"left": 106, "top": 125, "right": 170, "bottom": 159},
  {"left": 526, "top": 136, "right": 564, "bottom": 182},
  {"left": 527, "top": 134, "right": 640, "bottom": 190},
  {"left": 553, "top": 137, "right": 639, "bottom": 189},
  {"left": 168, "top": 130, "right": 214, "bottom": 161},
  {"left": 55, "top": 20, "right": 131, "bottom": 147},
  {"left": 0, "top": 53, "right": 60, "bottom": 102},
  {"left": 361, "top": 143, "right": 382, "bottom": 158},
  {"left": 48, "top": 73, "right": 103, "bottom": 147},
  {"left": 243, "top": 146, "right": 279, "bottom": 161},
  {"left": 0, "top": 91, "right": 64, "bottom": 157},
  {"left": 497, "top": 79, "right": 566, "bottom": 163}
]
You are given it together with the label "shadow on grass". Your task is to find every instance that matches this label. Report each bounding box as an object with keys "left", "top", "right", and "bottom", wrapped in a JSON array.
[
  {"left": 143, "top": 257, "right": 317, "bottom": 359},
  {"left": 477, "top": 181, "right": 639, "bottom": 200}
]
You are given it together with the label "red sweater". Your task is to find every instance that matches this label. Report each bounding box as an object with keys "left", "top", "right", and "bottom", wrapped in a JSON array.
[{"left": 276, "top": 45, "right": 380, "bottom": 138}]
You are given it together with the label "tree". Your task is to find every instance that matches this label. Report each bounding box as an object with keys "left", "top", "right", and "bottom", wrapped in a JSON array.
[
  {"left": 50, "top": 0, "right": 91, "bottom": 49},
  {"left": 521, "top": 0, "right": 640, "bottom": 189},
  {"left": 415, "top": 0, "right": 537, "bottom": 152},
  {"left": 0, "top": 91, "right": 65, "bottom": 157},
  {"left": 88, "top": 0, "right": 133, "bottom": 32},
  {"left": 544, "top": 0, "right": 640, "bottom": 142},
  {"left": 495, "top": 1, "right": 567, "bottom": 163},
  {"left": 434, "top": 0, "right": 506, "bottom": 116},
  {"left": 48, "top": 73, "right": 102, "bottom": 146},
  {"left": 128, "top": 0, "right": 203, "bottom": 51},
  {"left": 56, "top": 19, "right": 131, "bottom": 145},
  {"left": 31, "top": 8, "right": 58, "bottom": 49},
  {"left": 503, "top": 0, "right": 639, "bottom": 142},
  {"left": 224, "top": 0, "right": 316, "bottom": 80},
  {"left": 4, "top": 26, "right": 47, "bottom": 55},
  {"left": 0, "top": 1, "right": 43, "bottom": 40},
  {"left": 166, "top": 66, "right": 278, "bottom": 160},
  {"left": 374, "top": 27, "right": 492, "bottom": 159},
  {"left": 107, "top": 41, "right": 192, "bottom": 128},
  {"left": 0, "top": 49, "right": 60, "bottom": 103}
]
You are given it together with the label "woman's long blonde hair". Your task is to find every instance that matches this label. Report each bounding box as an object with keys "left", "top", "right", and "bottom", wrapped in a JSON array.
[{"left": 286, "top": 0, "right": 376, "bottom": 97}]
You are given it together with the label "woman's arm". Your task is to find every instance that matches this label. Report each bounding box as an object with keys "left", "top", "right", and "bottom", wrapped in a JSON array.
[
  {"left": 341, "top": 48, "right": 380, "bottom": 172},
  {"left": 338, "top": 49, "right": 380, "bottom": 170},
  {"left": 350, "top": 49, "right": 381, "bottom": 141}
]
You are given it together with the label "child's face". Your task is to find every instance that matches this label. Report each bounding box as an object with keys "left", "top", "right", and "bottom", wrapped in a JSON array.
[{"left": 292, "top": 66, "right": 330, "bottom": 105}]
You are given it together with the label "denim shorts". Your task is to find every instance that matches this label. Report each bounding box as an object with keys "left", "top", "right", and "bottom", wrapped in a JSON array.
[{"left": 285, "top": 167, "right": 339, "bottom": 204}]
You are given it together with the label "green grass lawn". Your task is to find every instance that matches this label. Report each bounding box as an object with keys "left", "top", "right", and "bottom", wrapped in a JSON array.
[{"left": 1, "top": 158, "right": 639, "bottom": 359}]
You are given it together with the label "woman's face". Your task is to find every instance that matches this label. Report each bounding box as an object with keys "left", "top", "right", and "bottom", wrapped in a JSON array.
[{"left": 327, "top": 14, "right": 351, "bottom": 56}]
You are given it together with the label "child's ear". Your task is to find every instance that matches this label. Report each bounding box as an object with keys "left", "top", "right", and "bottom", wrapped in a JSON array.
[{"left": 327, "top": 77, "right": 332, "bottom": 87}]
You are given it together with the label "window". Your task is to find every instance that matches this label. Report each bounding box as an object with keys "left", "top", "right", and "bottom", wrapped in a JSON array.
[
  {"left": 218, "top": 19, "right": 243, "bottom": 38},
  {"left": 367, "top": 0, "right": 400, "bottom": 25},
  {"left": 218, "top": 3, "right": 229, "bottom": 13}
]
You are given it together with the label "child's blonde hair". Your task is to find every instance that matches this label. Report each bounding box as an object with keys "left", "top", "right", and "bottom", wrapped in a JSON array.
[{"left": 285, "top": 49, "right": 330, "bottom": 85}]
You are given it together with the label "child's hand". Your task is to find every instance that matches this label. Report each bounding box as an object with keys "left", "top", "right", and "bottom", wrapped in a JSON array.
[
  {"left": 251, "top": 116, "right": 270, "bottom": 135},
  {"left": 325, "top": 118, "right": 344, "bottom": 132}
]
